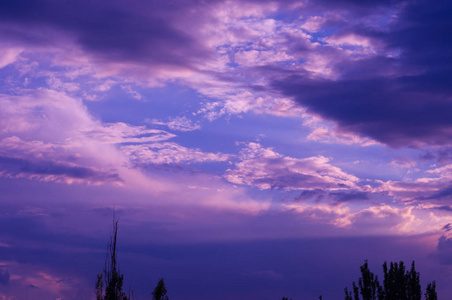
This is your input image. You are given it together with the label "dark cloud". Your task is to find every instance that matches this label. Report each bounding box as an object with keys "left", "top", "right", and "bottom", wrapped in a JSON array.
[
  {"left": 330, "top": 191, "right": 369, "bottom": 202},
  {"left": 436, "top": 206, "right": 452, "bottom": 213},
  {"left": 0, "top": 268, "right": 9, "bottom": 285},
  {"left": 272, "top": 0, "right": 452, "bottom": 147},
  {"left": 420, "top": 148, "right": 452, "bottom": 164},
  {"left": 430, "top": 235, "right": 452, "bottom": 265},
  {"left": 424, "top": 186, "right": 452, "bottom": 201},
  {"left": 294, "top": 189, "right": 326, "bottom": 202},
  {"left": 274, "top": 73, "right": 452, "bottom": 148},
  {"left": 294, "top": 189, "right": 369, "bottom": 203},
  {"left": 0, "top": 0, "right": 212, "bottom": 66},
  {"left": 0, "top": 156, "right": 121, "bottom": 183},
  {"left": 313, "top": 0, "right": 400, "bottom": 13},
  {"left": 254, "top": 173, "right": 326, "bottom": 190}
]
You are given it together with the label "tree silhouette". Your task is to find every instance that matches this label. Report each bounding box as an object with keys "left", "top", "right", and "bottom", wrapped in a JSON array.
[
  {"left": 424, "top": 281, "right": 437, "bottom": 300},
  {"left": 95, "top": 215, "right": 129, "bottom": 300},
  {"left": 152, "top": 278, "right": 169, "bottom": 300},
  {"left": 345, "top": 261, "right": 435, "bottom": 300}
]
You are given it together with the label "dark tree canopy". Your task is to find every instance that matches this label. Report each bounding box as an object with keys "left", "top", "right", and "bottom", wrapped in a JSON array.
[
  {"left": 425, "top": 282, "right": 437, "bottom": 300},
  {"left": 152, "top": 278, "right": 169, "bottom": 300},
  {"left": 345, "top": 261, "right": 436, "bottom": 300}
]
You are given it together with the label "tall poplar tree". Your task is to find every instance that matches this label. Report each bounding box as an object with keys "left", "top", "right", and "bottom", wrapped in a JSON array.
[{"left": 95, "top": 216, "right": 129, "bottom": 300}]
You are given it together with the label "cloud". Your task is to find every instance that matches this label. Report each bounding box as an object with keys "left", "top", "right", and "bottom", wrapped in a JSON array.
[
  {"left": 306, "top": 123, "right": 379, "bottom": 146},
  {"left": 0, "top": 88, "right": 273, "bottom": 214},
  {"left": 225, "top": 142, "right": 360, "bottom": 190},
  {"left": 1, "top": 0, "right": 449, "bottom": 153},
  {"left": 0, "top": 47, "right": 22, "bottom": 69},
  {"left": 0, "top": 0, "right": 210, "bottom": 68},
  {"left": 120, "top": 85, "right": 142, "bottom": 100},
  {"left": 430, "top": 226, "right": 452, "bottom": 265},
  {"left": 423, "top": 186, "right": 452, "bottom": 201},
  {"left": 420, "top": 147, "right": 452, "bottom": 164},
  {"left": 293, "top": 189, "right": 369, "bottom": 203},
  {"left": 270, "top": 0, "right": 452, "bottom": 148},
  {"left": 149, "top": 116, "right": 201, "bottom": 132},
  {"left": 0, "top": 261, "right": 81, "bottom": 299},
  {"left": 0, "top": 90, "right": 128, "bottom": 184},
  {"left": 121, "top": 142, "right": 230, "bottom": 165},
  {"left": 0, "top": 89, "right": 178, "bottom": 185},
  {"left": 273, "top": 74, "right": 452, "bottom": 148},
  {"left": 0, "top": 155, "right": 121, "bottom": 185},
  {"left": 377, "top": 164, "right": 452, "bottom": 202},
  {"left": 329, "top": 191, "right": 369, "bottom": 202},
  {"left": 83, "top": 123, "right": 175, "bottom": 144},
  {"left": 390, "top": 157, "right": 417, "bottom": 169}
]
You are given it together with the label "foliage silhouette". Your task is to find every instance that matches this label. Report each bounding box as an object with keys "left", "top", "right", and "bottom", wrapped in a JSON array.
[
  {"left": 424, "top": 281, "right": 437, "bottom": 300},
  {"left": 152, "top": 278, "right": 169, "bottom": 300},
  {"left": 345, "top": 260, "right": 436, "bottom": 300},
  {"left": 95, "top": 215, "right": 129, "bottom": 300}
]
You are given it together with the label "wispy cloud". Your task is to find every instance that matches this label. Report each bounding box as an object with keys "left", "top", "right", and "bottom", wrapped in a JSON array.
[
  {"left": 149, "top": 116, "right": 201, "bottom": 132},
  {"left": 122, "top": 142, "right": 230, "bottom": 165}
]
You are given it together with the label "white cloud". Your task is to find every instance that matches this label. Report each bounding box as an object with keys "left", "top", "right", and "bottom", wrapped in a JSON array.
[
  {"left": 225, "top": 142, "right": 360, "bottom": 190},
  {"left": 121, "top": 142, "right": 230, "bottom": 165},
  {"left": 0, "top": 47, "right": 22, "bottom": 69},
  {"left": 121, "top": 85, "right": 143, "bottom": 100},
  {"left": 376, "top": 164, "right": 452, "bottom": 201},
  {"left": 149, "top": 116, "right": 201, "bottom": 132},
  {"left": 307, "top": 126, "right": 379, "bottom": 146}
]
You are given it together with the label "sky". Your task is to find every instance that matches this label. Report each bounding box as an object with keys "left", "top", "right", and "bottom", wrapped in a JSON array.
[{"left": 0, "top": 0, "right": 451, "bottom": 299}]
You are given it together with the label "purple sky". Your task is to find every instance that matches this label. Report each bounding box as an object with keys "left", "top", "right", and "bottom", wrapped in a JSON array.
[{"left": 0, "top": 0, "right": 451, "bottom": 299}]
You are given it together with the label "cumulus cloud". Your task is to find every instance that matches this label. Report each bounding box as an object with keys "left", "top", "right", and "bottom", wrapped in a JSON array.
[
  {"left": 225, "top": 142, "right": 360, "bottom": 190},
  {"left": 286, "top": 197, "right": 452, "bottom": 235}
]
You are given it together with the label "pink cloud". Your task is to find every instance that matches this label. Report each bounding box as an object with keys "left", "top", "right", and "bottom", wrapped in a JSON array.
[
  {"left": 121, "top": 142, "right": 230, "bottom": 165},
  {"left": 0, "top": 261, "right": 84, "bottom": 299},
  {"left": 0, "top": 47, "right": 23, "bottom": 69},
  {"left": 376, "top": 164, "right": 452, "bottom": 201},
  {"left": 307, "top": 125, "right": 379, "bottom": 146},
  {"left": 149, "top": 116, "right": 201, "bottom": 132},
  {"left": 225, "top": 142, "right": 360, "bottom": 190}
]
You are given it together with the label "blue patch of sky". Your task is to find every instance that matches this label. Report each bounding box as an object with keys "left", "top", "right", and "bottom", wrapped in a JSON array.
[
  {"left": 329, "top": 145, "right": 427, "bottom": 182},
  {"left": 269, "top": 7, "right": 304, "bottom": 23},
  {"left": 0, "top": 65, "right": 44, "bottom": 94},
  {"left": 174, "top": 111, "right": 310, "bottom": 154},
  {"left": 308, "top": 27, "right": 338, "bottom": 45},
  {"left": 85, "top": 83, "right": 203, "bottom": 125}
]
